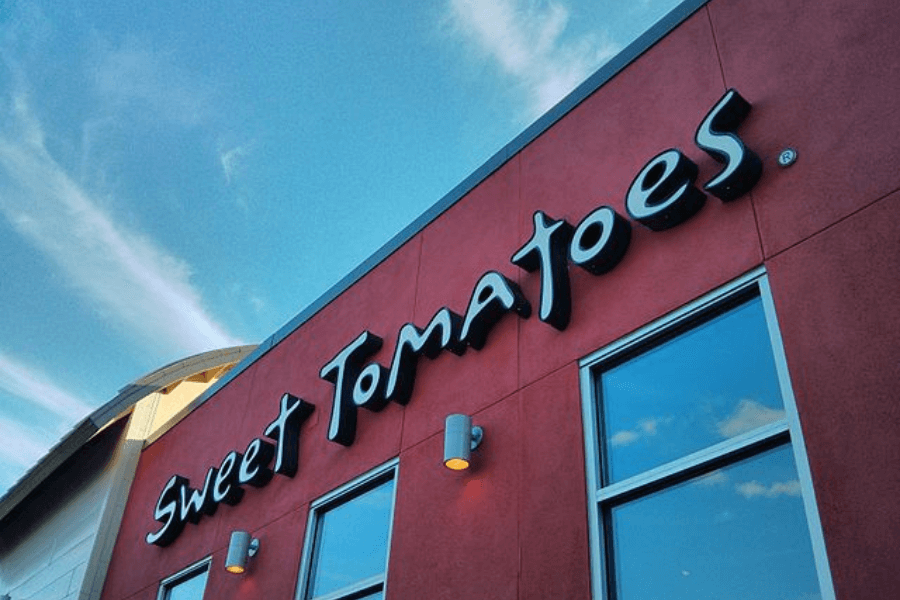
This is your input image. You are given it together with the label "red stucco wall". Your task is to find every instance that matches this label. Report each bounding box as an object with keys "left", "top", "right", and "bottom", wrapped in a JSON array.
[{"left": 101, "top": 0, "right": 900, "bottom": 598}]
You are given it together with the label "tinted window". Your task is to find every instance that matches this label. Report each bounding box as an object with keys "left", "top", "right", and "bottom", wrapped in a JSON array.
[{"left": 308, "top": 478, "right": 395, "bottom": 598}]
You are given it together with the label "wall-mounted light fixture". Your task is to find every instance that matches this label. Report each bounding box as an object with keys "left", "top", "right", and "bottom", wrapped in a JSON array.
[
  {"left": 225, "top": 530, "right": 260, "bottom": 574},
  {"left": 443, "top": 414, "right": 483, "bottom": 470}
]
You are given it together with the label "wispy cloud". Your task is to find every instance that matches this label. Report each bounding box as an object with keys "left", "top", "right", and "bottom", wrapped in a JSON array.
[
  {"left": 88, "top": 35, "right": 213, "bottom": 128},
  {"left": 610, "top": 428, "right": 639, "bottom": 447},
  {"left": 220, "top": 145, "right": 248, "bottom": 185},
  {"left": 249, "top": 294, "right": 265, "bottom": 313},
  {"left": 0, "top": 414, "right": 53, "bottom": 470},
  {"left": 716, "top": 399, "right": 785, "bottom": 439},
  {"left": 0, "top": 93, "right": 243, "bottom": 356},
  {"left": 0, "top": 352, "right": 88, "bottom": 493},
  {"left": 447, "top": 0, "right": 620, "bottom": 118},
  {"left": 697, "top": 469, "right": 728, "bottom": 487},
  {"left": 0, "top": 352, "right": 93, "bottom": 420},
  {"left": 610, "top": 416, "right": 671, "bottom": 447},
  {"left": 735, "top": 479, "right": 801, "bottom": 500}
]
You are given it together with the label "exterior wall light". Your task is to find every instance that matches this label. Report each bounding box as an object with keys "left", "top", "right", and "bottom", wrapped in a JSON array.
[
  {"left": 444, "top": 414, "right": 483, "bottom": 470},
  {"left": 225, "top": 530, "right": 260, "bottom": 574}
]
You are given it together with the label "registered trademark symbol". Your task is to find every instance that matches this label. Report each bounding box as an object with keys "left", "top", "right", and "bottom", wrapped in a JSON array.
[{"left": 778, "top": 148, "right": 798, "bottom": 167}]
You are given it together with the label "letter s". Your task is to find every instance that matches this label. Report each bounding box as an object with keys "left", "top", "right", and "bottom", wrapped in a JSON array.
[
  {"left": 146, "top": 475, "right": 187, "bottom": 547},
  {"left": 695, "top": 88, "right": 762, "bottom": 201}
]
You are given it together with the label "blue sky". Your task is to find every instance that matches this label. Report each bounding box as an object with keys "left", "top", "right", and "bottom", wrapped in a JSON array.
[{"left": 0, "top": 0, "right": 682, "bottom": 495}]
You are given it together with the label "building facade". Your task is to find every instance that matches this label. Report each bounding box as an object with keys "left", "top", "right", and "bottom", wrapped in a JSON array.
[
  {"left": 0, "top": 347, "right": 255, "bottom": 600},
  {"left": 98, "top": 0, "right": 900, "bottom": 598}
]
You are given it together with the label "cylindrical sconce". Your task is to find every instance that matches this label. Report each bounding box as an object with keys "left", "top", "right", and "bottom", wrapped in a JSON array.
[
  {"left": 444, "top": 413, "right": 483, "bottom": 470},
  {"left": 225, "top": 530, "right": 260, "bottom": 574}
]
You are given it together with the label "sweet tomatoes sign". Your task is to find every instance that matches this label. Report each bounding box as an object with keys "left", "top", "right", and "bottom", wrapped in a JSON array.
[{"left": 147, "top": 89, "right": 763, "bottom": 546}]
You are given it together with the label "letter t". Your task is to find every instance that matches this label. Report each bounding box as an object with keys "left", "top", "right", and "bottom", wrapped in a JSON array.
[{"left": 264, "top": 393, "right": 314, "bottom": 477}]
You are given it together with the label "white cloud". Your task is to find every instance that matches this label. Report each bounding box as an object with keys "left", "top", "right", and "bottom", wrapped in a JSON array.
[
  {"left": 610, "top": 416, "right": 670, "bottom": 447},
  {"left": 638, "top": 418, "right": 658, "bottom": 435},
  {"left": 610, "top": 429, "right": 639, "bottom": 447},
  {"left": 88, "top": 36, "right": 213, "bottom": 127},
  {"left": 0, "top": 94, "right": 243, "bottom": 356},
  {"left": 249, "top": 294, "right": 265, "bottom": 314},
  {"left": 0, "top": 414, "right": 60, "bottom": 470},
  {"left": 696, "top": 469, "right": 728, "bottom": 486},
  {"left": 220, "top": 145, "right": 248, "bottom": 185},
  {"left": 0, "top": 352, "right": 93, "bottom": 420},
  {"left": 716, "top": 399, "right": 785, "bottom": 438},
  {"left": 0, "top": 411, "right": 71, "bottom": 496},
  {"left": 735, "top": 479, "right": 802, "bottom": 500},
  {"left": 448, "top": 0, "right": 620, "bottom": 118}
]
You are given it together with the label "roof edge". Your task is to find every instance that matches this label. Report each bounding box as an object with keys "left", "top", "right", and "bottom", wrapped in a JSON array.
[
  {"left": 169, "top": 0, "right": 711, "bottom": 422},
  {"left": 0, "top": 418, "right": 98, "bottom": 523}
]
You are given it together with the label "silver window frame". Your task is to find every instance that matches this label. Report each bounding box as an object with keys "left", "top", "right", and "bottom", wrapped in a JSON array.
[
  {"left": 578, "top": 267, "right": 835, "bottom": 600},
  {"left": 156, "top": 556, "right": 212, "bottom": 600},
  {"left": 295, "top": 458, "right": 400, "bottom": 600}
]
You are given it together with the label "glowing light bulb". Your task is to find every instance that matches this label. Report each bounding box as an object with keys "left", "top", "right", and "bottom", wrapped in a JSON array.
[{"left": 444, "top": 457, "right": 470, "bottom": 470}]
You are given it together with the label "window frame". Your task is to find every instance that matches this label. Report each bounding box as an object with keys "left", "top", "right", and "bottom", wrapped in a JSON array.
[
  {"left": 156, "top": 556, "right": 211, "bottom": 600},
  {"left": 295, "top": 458, "right": 399, "bottom": 600},
  {"left": 578, "top": 267, "right": 834, "bottom": 600}
]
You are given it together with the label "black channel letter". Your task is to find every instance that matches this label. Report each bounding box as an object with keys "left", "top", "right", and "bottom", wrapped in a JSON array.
[
  {"left": 320, "top": 331, "right": 383, "bottom": 446},
  {"left": 695, "top": 88, "right": 762, "bottom": 201},
  {"left": 353, "top": 363, "right": 389, "bottom": 412},
  {"left": 146, "top": 475, "right": 188, "bottom": 547},
  {"left": 212, "top": 451, "right": 245, "bottom": 506},
  {"left": 238, "top": 438, "right": 277, "bottom": 487},
  {"left": 264, "top": 393, "right": 314, "bottom": 476},
  {"left": 626, "top": 149, "right": 706, "bottom": 231},
  {"left": 569, "top": 206, "right": 632, "bottom": 275},
  {"left": 460, "top": 271, "right": 531, "bottom": 350},
  {"left": 178, "top": 468, "right": 219, "bottom": 524},
  {"left": 385, "top": 307, "right": 466, "bottom": 406},
  {"left": 511, "top": 211, "right": 574, "bottom": 331}
]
